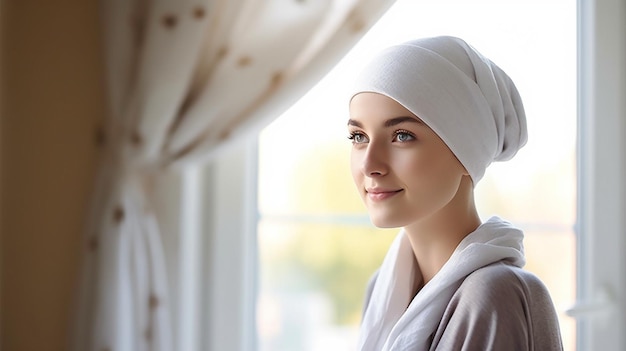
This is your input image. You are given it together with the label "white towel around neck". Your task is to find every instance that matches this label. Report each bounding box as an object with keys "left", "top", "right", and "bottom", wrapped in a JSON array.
[{"left": 358, "top": 216, "right": 525, "bottom": 351}]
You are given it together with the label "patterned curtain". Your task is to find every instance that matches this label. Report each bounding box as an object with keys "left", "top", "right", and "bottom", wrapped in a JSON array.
[{"left": 71, "top": 0, "right": 396, "bottom": 350}]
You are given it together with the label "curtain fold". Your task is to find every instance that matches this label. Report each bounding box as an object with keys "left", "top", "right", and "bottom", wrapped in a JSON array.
[{"left": 73, "top": 0, "right": 396, "bottom": 350}]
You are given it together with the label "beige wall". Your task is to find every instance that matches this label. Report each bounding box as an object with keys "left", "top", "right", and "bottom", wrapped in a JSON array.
[{"left": 1, "top": 1, "right": 104, "bottom": 350}]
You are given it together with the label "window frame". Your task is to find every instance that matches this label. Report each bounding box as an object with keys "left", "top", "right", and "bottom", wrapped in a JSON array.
[
  {"left": 192, "top": 140, "right": 259, "bottom": 351},
  {"left": 573, "top": 0, "right": 626, "bottom": 349}
]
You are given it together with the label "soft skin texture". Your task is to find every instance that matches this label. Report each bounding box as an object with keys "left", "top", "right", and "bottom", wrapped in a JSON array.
[
  {"left": 348, "top": 92, "right": 481, "bottom": 285},
  {"left": 348, "top": 92, "right": 467, "bottom": 227}
]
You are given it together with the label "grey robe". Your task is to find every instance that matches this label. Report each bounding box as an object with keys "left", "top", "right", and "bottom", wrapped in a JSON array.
[{"left": 363, "top": 262, "right": 563, "bottom": 350}]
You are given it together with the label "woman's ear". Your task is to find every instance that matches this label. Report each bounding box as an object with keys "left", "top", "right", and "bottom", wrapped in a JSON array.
[
  {"left": 461, "top": 173, "right": 475, "bottom": 190},
  {"left": 459, "top": 164, "right": 470, "bottom": 177},
  {"left": 461, "top": 169, "right": 476, "bottom": 188}
]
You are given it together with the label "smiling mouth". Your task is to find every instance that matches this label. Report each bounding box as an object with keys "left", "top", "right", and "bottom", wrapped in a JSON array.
[{"left": 366, "top": 189, "right": 403, "bottom": 201}]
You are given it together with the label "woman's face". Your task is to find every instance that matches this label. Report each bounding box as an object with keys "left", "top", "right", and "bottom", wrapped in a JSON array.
[{"left": 348, "top": 92, "right": 468, "bottom": 228}]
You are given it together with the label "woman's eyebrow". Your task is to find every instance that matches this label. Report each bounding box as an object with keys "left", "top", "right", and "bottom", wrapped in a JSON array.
[
  {"left": 347, "top": 116, "right": 424, "bottom": 128},
  {"left": 384, "top": 116, "right": 423, "bottom": 127},
  {"left": 347, "top": 119, "right": 363, "bottom": 127}
]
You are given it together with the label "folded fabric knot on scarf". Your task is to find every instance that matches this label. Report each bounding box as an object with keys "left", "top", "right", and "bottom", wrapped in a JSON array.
[{"left": 350, "top": 36, "right": 527, "bottom": 184}]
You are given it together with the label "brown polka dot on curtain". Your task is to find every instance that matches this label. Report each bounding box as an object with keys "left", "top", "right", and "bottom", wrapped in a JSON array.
[
  {"left": 192, "top": 6, "right": 205, "bottom": 19},
  {"left": 271, "top": 71, "right": 284, "bottom": 86},
  {"left": 162, "top": 14, "right": 178, "bottom": 29},
  {"left": 112, "top": 206, "right": 125, "bottom": 224},
  {"left": 130, "top": 130, "right": 143, "bottom": 147},
  {"left": 216, "top": 46, "right": 229, "bottom": 60},
  {"left": 88, "top": 236, "right": 99, "bottom": 252},
  {"left": 149, "top": 294, "right": 160, "bottom": 309},
  {"left": 237, "top": 55, "right": 252, "bottom": 67},
  {"left": 351, "top": 17, "right": 365, "bottom": 32},
  {"left": 218, "top": 129, "right": 231, "bottom": 141},
  {"left": 347, "top": 9, "right": 366, "bottom": 33}
]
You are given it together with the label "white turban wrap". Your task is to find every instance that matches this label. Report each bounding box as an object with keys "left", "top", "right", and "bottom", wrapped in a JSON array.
[{"left": 350, "top": 36, "right": 527, "bottom": 184}]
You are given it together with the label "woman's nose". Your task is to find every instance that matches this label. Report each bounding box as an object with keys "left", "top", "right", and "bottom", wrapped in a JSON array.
[{"left": 361, "top": 143, "right": 388, "bottom": 176}]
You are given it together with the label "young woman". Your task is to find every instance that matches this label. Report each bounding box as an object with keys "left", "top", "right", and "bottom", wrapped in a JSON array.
[{"left": 348, "top": 36, "right": 563, "bottom": 350}]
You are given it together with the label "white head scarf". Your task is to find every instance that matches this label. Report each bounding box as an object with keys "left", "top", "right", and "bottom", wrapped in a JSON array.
[{"left": 350, "top": 36, "right": 527, "bottom": 184}]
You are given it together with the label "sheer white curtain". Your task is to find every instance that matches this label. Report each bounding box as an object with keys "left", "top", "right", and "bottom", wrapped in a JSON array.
[{"left": 71, "top": 0, "right": 395, "bottom": 350}]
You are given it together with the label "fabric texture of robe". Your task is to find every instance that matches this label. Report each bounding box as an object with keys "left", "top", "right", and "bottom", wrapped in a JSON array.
[{"left": 358, "top": 217, "right": 563, "bottom": 351}]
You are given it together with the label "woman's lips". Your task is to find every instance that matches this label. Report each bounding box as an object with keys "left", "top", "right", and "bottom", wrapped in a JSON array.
[{"left": 366, "top": 188, "right": 403, "bottom": 201}]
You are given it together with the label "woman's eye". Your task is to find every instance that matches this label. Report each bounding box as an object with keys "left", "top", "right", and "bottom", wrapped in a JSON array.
[
  {"left": 394, "top": 131, "right": 415, "bottom": 142},
  {"left": 348, "top": 132, "right": 368, "bottom": 144}
]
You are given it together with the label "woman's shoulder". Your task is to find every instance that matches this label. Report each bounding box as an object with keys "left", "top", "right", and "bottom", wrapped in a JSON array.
[
  {"left": 452, "top": 261, "right": 558, "bottom": 315},
  {"left": 460, "top": 261, "right": 550, "bottom": 298},
  {"left": 433, "top": 262, "right": 563, "bottom": 350}
]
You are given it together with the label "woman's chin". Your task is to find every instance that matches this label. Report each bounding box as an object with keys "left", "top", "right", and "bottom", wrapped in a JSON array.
[{"left": 369, "top": 215, "right": 404, "bottom": 229}]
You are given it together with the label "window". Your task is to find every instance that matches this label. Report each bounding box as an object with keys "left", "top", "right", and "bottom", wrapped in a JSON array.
[
  {"left": 572, "top": 0, "right": 626, "bottom": 349},
  {"left": 257, "top": 0, "right": 577, "bottom": 350}
]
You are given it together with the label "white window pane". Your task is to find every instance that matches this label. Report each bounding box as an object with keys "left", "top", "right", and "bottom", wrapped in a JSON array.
[{"left": 257, "top": 220, "right": 396, "bottom": 351}]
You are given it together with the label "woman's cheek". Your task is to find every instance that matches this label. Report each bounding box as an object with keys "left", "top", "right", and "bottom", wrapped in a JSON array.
[{"left": 350, "top": 151, "right": 364, "bottom": 186}]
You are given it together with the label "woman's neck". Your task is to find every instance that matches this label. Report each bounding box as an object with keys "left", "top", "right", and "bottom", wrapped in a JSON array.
[{"left": 403, "top": 177, "right": 481, "bottom": 289}]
